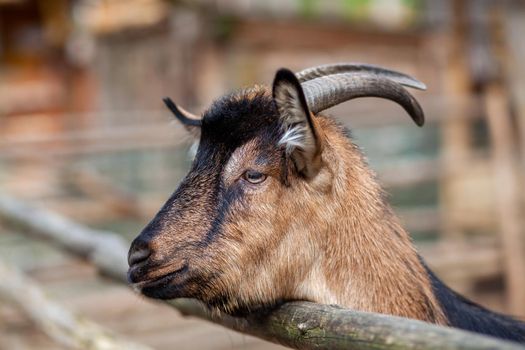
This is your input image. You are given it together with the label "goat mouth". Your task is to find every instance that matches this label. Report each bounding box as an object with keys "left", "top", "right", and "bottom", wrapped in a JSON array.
[{"left": 130, "top": 264, "right": 189, "bottom": 293}]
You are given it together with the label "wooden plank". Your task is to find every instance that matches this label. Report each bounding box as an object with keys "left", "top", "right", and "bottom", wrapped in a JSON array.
[
  {"left": 504, "top": 2, "right": 525, "bottom": 174},
  {"left": 439, "top": 0, "right": 474, "bottom": 240},
  {"left": 66, "top": 168, "right": 141, "bottom": 218},
  {"left": 230, "top": 18, "right": 425, "bottom": 51},
  {"left": 0, "top": 121, "right": 188, "bottom": 159},
  {"left": 0, "top": 259, "right": 153, "bottom": 350},
  {"left": 420, "top": 239, "right": 502, "bottom": 291}
]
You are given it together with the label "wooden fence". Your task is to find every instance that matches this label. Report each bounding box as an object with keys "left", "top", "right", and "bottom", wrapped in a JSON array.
[{"left": 0, "top": 195, "right": 523, "bottom": 350}]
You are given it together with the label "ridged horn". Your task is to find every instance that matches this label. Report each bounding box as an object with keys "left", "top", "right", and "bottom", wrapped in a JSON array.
[
  {"left": 300, "top": 72, "right": 425, "bottom": 126},
  {"left": 296, "top": 63, "right": 427, "bottom": 91},
  {"left": 162, "top": 97, "right": 202, "bottom": 127}
]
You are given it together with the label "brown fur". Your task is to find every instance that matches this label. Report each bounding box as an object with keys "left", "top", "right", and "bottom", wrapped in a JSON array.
[
  {"left": 128, "top": 86, "right": 447, "bottom": 324},
  {"left": 209, "top": 116, "right": 446, "bottom": 323}
]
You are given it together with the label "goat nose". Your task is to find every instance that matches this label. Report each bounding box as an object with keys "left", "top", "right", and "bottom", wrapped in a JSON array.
[{"left": 128, "top": 239, "right": 151, "bottom": 266}]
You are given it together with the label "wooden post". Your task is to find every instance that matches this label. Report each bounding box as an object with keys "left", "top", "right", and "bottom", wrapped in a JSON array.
[
  {"left": 484, "top": 83, "right": 525, "bottom": 316},
  {"left": 440, "top": 0, "right": 474, "bottom": 241},
  {"left": 504, "top": 3, "right": 525, "bottom": 193}
]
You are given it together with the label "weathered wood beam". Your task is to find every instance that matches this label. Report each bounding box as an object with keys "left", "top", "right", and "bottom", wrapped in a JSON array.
[
  {"left": 0, "top": 259, "right": 152, "bottom": 350},
  {"left": 0, "top": 195, "right": 523, "bottom": 350}
]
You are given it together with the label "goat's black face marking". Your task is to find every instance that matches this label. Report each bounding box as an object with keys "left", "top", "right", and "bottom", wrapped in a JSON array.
[
  {"left": 193, "top": 90, "right": 281, "bottom": 245},
  {"left": 199, "top": 90, "right": 280, "bottom": 149},
  {"left": 200, "top": 183, "right": 243, "bottom": 247},
  {"left": 128, "top": 88, "right": 287, "bottom": 303}
]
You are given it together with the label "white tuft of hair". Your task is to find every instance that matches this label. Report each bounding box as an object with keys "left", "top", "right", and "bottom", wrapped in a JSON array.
[
  {"left": 274, "top": 82, "right": 314, "bottom": 155},
  {"left": 278, "top": 124, "right": 308, "bottom": 154},
  {"left": 188, "top": 140, "right": 199, "bottom": 160}
]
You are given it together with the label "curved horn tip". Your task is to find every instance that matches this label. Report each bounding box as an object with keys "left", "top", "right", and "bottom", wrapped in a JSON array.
[
  {"left": 412, "top": 109, "right": 425, "bottom": 127},
  {"left": 162, "top": 97, "right": 202, "bottom": 127},
  {"left": 413, "top": 81, "right": 427, "bottom": 91},
  {"left": 162, "top": 97, "right": 177, "bottom": 111},
  {"left": 406, "top": 97, "right": 425, "bottom": 127},
  {"left": 162, "top": 97, "right": 183, "bottom": 121}
]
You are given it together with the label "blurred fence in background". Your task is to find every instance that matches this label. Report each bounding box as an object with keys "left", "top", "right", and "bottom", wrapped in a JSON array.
[{"left": 1, "top": 0, "right": 525, "bottom": 349}]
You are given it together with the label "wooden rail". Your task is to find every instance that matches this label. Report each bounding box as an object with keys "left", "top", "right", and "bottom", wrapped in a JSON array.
[
  {"left": 0, "top": 259, "right": 153, "bottom": 350},
  {"left": 0, "top": 195, "right": 523, "bottom": 350},
  {"left": 0, "top": 94, "right": 477, "bottom": 160}
]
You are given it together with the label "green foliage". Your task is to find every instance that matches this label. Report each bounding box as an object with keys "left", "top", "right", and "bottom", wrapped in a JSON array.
[
  {"left": 342, "top": 0, "right": 370, "bottom": 21},
  {"left": 298, "top": 0, "right": 317, "bottom": 19}
]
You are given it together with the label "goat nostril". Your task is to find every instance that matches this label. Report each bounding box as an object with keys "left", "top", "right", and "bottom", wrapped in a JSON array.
[{"left": 128, "top": 246, "right": 151, "bottom": 267}]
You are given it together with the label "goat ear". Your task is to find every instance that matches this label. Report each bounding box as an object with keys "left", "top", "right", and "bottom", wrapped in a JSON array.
[
  {"left": 162, "top": 97, "right": 201, "bottom": 137},
  {"left": 272, "top": 68, "right": 323, "bottom": 179}
]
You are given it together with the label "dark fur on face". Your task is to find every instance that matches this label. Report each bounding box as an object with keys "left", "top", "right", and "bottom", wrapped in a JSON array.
[{"left": 128, "top": 87, "right": 292, "bottom": 312}]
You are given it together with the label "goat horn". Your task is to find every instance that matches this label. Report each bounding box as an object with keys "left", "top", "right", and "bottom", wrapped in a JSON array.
[
  {"left": 162, "top": 97, "right": 202, "bottom": 126},
  {"left": 296, "top": 63, "right": 427, "bottom": 91},
  {"left": 301, "top": 72, "right": 425, "bottom": 126}
]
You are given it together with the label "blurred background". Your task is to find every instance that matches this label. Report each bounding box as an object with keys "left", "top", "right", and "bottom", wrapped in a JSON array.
[{"left": 1, "top": 0, "right": 525, "bottom": 349}]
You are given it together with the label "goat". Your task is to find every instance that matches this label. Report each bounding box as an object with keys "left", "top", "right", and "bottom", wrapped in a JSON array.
[{"left": 127, "top": 63, "right": 525, "bottom": 343}]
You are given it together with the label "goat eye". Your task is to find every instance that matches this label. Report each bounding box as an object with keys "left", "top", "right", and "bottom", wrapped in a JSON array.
[{"left": 243, "top": 170, "right": 267, "bottom": 184}]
